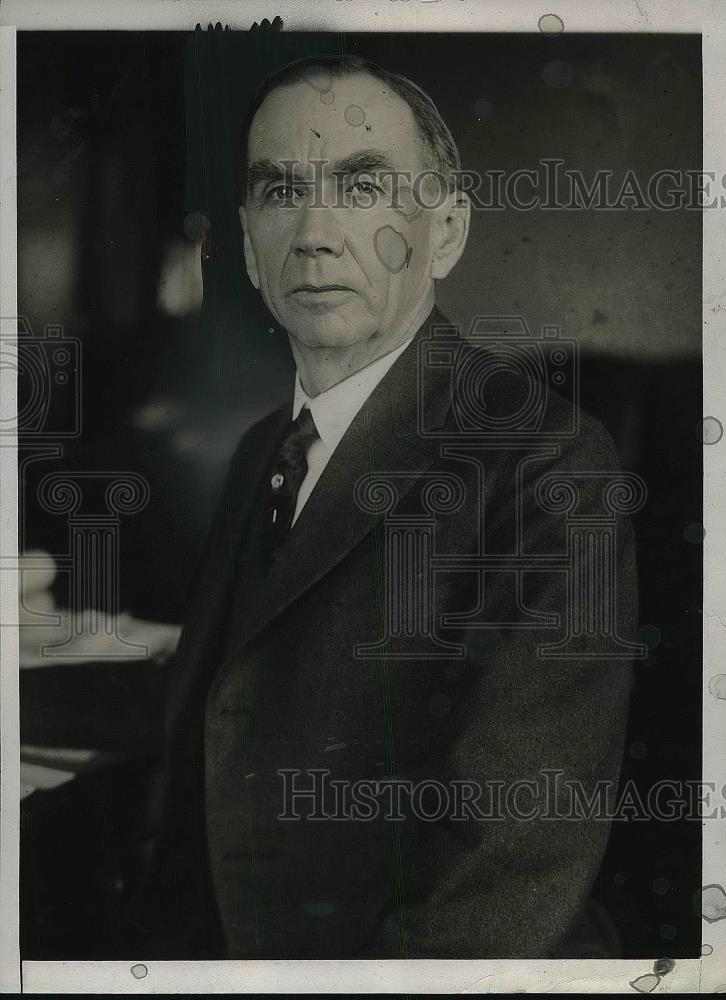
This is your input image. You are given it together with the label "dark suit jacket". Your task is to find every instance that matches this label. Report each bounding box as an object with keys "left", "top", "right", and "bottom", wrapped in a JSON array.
[{"left": 143, "top": 306, "right": 638, "bottom": 959}]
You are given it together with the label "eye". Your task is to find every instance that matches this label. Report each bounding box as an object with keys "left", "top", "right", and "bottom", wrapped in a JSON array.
[
  {"left": 266, "top": 183, "right": 305, "bottom": 203},
  {"left": 350, "top": 179, "right": 382, "bottom": 195}
]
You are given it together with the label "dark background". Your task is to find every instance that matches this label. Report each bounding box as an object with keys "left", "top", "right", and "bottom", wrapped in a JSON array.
[{"left": 17, "top": 29, "right": 702, "bottom": 959}]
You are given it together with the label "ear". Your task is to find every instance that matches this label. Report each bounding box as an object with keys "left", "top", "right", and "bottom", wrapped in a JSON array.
[
  {"left": 430, "top": 190, "right": 471, "bottom": 281},
  {"left": 238, "top": 204, "right": 260, "bottom": 290}
]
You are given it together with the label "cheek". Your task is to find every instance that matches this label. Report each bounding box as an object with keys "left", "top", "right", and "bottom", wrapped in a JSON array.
[
  {"left": 371, "top": 203, "right": 432, "bottom": 275},
  {"left": 251, "top": 239, "right": 288, "bottom": 296},
  {"left": 249, "top": 213, "right": 292, "bottom": 269},
  {"left": 405, "top": 215, "right": 435, "bottom": 273},
  {"left": 347, "top": 210, "right": 419, "bottom": 285},
  {"left": 367, "top": 219, "right": 432, "bottom": 308}
]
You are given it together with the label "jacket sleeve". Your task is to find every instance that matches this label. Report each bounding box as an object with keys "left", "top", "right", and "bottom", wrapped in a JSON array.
[
  {"left": 360, "top": 413, "right": 639, "bottom": 959},
  {"left": 132, "top": 410, "right": 284, "bottom": 958}
]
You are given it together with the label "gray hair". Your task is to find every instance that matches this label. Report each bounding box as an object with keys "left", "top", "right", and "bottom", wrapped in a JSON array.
[{"left": 239, "top": 53, "right": 461, "bottom": 200}]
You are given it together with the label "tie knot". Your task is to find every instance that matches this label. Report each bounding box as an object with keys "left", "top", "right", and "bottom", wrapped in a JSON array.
[
  {"left": 291, "top": 405, "right": 319, "bottom": 449},
  {"left": 275, "top": 405, "right": 318, "bottom": 480}
]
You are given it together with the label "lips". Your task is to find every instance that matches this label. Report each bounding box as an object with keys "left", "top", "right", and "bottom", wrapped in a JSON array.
[{"left": 291, "top": 283, "right": 354, "bottom": 294}]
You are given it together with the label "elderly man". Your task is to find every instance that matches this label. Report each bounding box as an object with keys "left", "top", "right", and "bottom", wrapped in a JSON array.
[{"left": 145, "top": 54, "right": 638, "bottom": 960}]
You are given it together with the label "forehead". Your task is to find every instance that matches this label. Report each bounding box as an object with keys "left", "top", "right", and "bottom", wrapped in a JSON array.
[{"left": 247, "top": 70, "right": 425, "bottom": 171}]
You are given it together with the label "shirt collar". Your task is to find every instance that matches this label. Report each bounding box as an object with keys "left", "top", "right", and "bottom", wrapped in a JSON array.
[{"left": 292, "top": 336, "right": 415, "bottom": 453}]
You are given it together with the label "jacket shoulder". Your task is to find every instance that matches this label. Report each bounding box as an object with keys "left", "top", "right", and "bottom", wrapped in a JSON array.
[{"left": 439, "top": 347, "right": 622, "bottom": 473}]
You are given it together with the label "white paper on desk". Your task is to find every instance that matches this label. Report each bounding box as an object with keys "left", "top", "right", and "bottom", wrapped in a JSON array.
[
  {"left": 20, "top": 762, "right": 76, "bottom": 801},
  {"left": 21, "top": 745, "right": 98, "bottom": 766}
]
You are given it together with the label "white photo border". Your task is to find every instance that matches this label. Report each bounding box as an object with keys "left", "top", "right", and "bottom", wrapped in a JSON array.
[{"left": 1, "top": 0, "right": 724, "bottom": 993}]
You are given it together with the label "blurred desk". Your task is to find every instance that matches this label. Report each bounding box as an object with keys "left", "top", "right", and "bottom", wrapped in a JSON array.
[
  {"left": 20, "top": 661, "right": 168, "bottom": 959},
  {"left": 21, "top": 659, "right": 166, "bottom": 753}
]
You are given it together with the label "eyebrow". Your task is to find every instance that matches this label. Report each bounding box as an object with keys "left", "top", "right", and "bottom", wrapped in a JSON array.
[
  {"left": 246, "top": 149, "right": 400, "bottom": 194},
  {"left": 246, "top": 158, "right": 289, "bottom": 192},
  {"left": 330, "top": 150, "right": 399, "bottom": 177}
]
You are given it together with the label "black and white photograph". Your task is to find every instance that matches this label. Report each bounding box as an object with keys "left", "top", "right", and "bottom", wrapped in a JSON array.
[{"left": 1, "top": 0, "right": 725, "bottom": 993}]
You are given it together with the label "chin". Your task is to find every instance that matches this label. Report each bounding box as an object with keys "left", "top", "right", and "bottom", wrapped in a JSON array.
[{"left": 280, "top": 306, "right": 377, "bottom": 348}]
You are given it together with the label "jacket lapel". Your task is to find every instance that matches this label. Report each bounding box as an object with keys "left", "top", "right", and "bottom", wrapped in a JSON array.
[
  {"left": 165, "top": 403, "right": 291, "bottom": 734},
  {"left": 221, "top": 306, "right": 454, "bottom": 663}
]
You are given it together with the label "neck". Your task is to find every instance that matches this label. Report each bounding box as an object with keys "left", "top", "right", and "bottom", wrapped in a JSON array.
[{"left": 289, "top": 291, "right": 435, "bottom": 397}]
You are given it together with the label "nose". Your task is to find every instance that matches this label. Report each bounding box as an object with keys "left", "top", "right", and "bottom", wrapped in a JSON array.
[{"left": 292, "top": 202, "right": 344, "bottom": 259}]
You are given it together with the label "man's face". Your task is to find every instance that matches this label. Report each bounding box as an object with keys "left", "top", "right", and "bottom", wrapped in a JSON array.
[{"left": 240, "top": 71, "right": 443, "bottom": 350}]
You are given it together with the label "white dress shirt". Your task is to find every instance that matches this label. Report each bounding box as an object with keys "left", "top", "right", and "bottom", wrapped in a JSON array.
[{"left": 290, "top": 336, "right": 415, "bottom": 525}]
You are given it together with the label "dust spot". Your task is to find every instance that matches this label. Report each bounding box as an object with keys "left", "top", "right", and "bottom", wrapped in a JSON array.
[
  {"left": 130, "top": 964, "right": 148, "bottom": 979},
  {"left": 652, "top": 878, "right": 670, "bottom": 896},
  {"left": 709, "top": 675, "right": 726, "bottom": 701},
  {"left": 683, "top": 522, "right": 705, "bottom": 544},
  {"left": 660, "top": 924, "right": 676, "bottom": 940},
  {"left": 630, "top": 742, "right": 647, "bottom": 759},
  {"left": 538, "top": 12, "right": 565, "bottom": 33},
  {"left": 302, "top": 66, "right": 336, "bottom": 105},
  {"left": 637, "top": 625, "right": 662, "bottom": 650},
  {"left": 653, "top": 958, "right": 675, "bottom": 976},
  {"left": 542, "top": 60, "right": 573, "bottom": 88},
  {"left": 696, "top": 884, "right": 726, "bottom": 923},
  {"left": 393, "top": 187, "right": 423, "bottom": 222},
  {"left": 344, "top": 104, "right": 366, "bottom": 127},
  {"left": 428, "top": 693, "right": 451, "bottom": 718},
  {"left": 629, "top": 974, "right": 659, "bottom": 993},
  {"left": 303, "top": 65, "right": 332, "bottom": 93},
  {"left": 592, "top": 308, "right": 608, "bottom": 325},
  {"left": 702, "top": 943, "right": 714, "bottom": 955},
  {"left": 699, "top": 416, "right": 723, "bottom": 444},
  {"left": 374, "top": 226, "right": 409, "bottom": 273}
]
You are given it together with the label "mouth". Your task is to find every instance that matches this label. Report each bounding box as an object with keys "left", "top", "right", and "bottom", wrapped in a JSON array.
[{"left": 291, "top": 284, "right": 354, "bottom": 294}]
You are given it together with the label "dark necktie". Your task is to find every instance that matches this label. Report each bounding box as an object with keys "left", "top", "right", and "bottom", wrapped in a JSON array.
[{"left": 264, "top": 405, "right": 319, "bottom": 558}]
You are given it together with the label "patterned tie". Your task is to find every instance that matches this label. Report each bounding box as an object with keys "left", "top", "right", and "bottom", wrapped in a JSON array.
[{"left": 264, "top": 405, "right": 319, "bottom": 557}]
